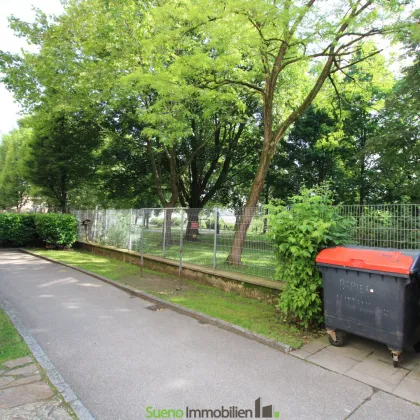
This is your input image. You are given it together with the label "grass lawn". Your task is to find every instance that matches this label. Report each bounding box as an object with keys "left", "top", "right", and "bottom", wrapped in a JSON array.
[
  {"left": 95, "top": 226, "right": 277, "bottom": 279},
  {"left": 0, "top": 309, "right": 30, "bottom": 365},
  {"left": 30, "top": 249, "right": 316, "bottom": 348}
]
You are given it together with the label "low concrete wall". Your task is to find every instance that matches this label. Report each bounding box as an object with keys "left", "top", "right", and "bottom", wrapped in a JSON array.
[{"left": 75, "top": 241, "right": 284, "bottom": 300}]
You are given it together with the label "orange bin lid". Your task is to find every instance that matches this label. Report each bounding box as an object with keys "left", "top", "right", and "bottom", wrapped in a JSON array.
[{"left": 316, "top": 246, "right": 418, "bottom": 275}]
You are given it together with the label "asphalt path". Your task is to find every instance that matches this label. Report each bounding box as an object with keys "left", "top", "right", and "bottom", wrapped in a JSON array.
[{"left": 0, "top": 250, "right": 419, "bottom": 420}]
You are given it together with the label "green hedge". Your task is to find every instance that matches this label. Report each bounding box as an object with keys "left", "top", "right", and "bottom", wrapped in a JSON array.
[
  {"left": 0, "top": 214, "right": 38, "bottom": 246},
  {"left": 0, "top": 213, "right": 78, "bottom": 249},
  {"left": 35, "top": 214, "right": 78, "bottom": 249}
]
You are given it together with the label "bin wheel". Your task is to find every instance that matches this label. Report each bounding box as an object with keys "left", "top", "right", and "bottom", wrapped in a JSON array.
[
  {"left": 391, "top": 350, "right": 401, "bottom": 368},
  {"left": 328, "top": 330, "right": 346, "bottom": 347}
]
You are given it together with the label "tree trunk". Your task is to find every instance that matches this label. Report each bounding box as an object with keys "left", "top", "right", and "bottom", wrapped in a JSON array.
[
  {"left": 185, "top": 208, "right": 201, "bottom": 241},
  {"left": 263, "top": 173, "right": 270, "bottom": 234},
  {"left": 60, "top": 192, "right": 68, "bottom": 214},
  {"left": 162, "top": 209, "right": 173, "bottom": 247},
  {"left": 226, "top": 50, "right": 335, "bottom": 265},
  {"left": 227, "top": 140, "right": 276, "bottom": 264}
]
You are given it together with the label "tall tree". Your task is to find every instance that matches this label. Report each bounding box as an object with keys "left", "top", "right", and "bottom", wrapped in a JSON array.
[
  {"left": 0, "top": 127, "right": 32, "bottom": 211},
  {"left": 1, "top": 0, "right": 260, "bottom": 221},
  {"left": 26, "top": 110, "right": 102, "bottom": 212},
  {"left": 370, "top": 24, "right": 420, "bottom": 203},
  {"left": 144, "top": 0, "right": 413, "bottom": 263}
]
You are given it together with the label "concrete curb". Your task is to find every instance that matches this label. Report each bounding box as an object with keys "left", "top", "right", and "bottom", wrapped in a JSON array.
[
  {"left": 20, "top": 248, "right": 292, "bottom": 354},
  {"left": 0, "top": 299, "right": 95, "bottom": 420}
]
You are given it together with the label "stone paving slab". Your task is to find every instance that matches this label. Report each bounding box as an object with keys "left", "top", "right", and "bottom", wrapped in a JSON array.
[
  {"left": 349, "top": 354, "right": 409, "bottom": 385},
  {"left": 0, "top": 377, "right": 15, "bottom": 389},
  {"left": 291, "top": 349, "right": 312, "bottom": 360},
  {"left": 4, "top": 364, "right": 39, "bottom": 377},
  {"left": 307, "top": 348, "right": 359, "bottom": 374},
  {"left": 321, "top": 341, "right": 374, "bottom": 361},
  {"left": 292, "top": 333, "right": 420, "bottom": 404},
  {"left": 2, "top": 374, "right": 42, "bottom": 389},
  {"left": 0, "top": 399, "right": 73, "bottom": 419},
  {"left": 3, "top": 356, "right": 33, "bottom": 369},
  {"left": 407, "top": 364, "right": 420, "bottom": 381},
  {"left": 0, "top": 382, "right": 54, "bottom": 409},
  {"left": 0, "top": 353, "right": 75, "bottom": 418},
  {"left": 345, "top": 367, "right": 397, "bottom": 393},
  {"left": 299, "top": 335, "right": 330, "bottom": 354},
  {"left": 393, "top": 376, "right": 420, "bottom": 404}
]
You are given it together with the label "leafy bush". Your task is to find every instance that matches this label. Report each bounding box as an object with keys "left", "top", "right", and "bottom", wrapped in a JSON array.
[
  {"left": 220, "top": 221, "right": 235, "bottom": 231},
  {"left": 268, "top": 185, "right": 354, "bottom": 328},
  {"left": 105, "top": 215, "right": 129, "bottom": 248},
  {"left": 35, "top": 214, "right": 78, "bottom": 249},
  {"left": 171, "top": 216, "right": 182, "bottom": 227},
  {"left": 249, "top": 217, "right": 267, "bottom": 234},
  {"left": 152, "top": 217, "right": 164, "bottom": 227},
  {"left": 0, "top": 214, "right": 38, "bottom": 246},
  {"left": 151, "top": 214, "right": 182, "bottom": 228}
]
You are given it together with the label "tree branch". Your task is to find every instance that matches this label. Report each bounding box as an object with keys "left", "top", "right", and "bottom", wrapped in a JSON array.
[
  {"left": 216, "top": 79, "right": 264, "bottom": 95},
  {"left": 329, "top": 49, "right": 383, "bottom": 74}
]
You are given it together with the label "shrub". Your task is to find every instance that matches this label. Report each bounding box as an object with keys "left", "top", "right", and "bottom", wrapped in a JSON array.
[
  {"left": 106, "top": 215, "right": 129, "bottom": 248},
  {"left": 0, "top": 214, "right": 38, "bottom": 246},
  {"left": 152, "top": 217, "right": 164, "bottom": 227},
  {"left": 171, "top": 216, "right": 181, "bottom": 227},
  {"left": 268, "top": 185, "right": 354, "bottom": 328},
  {"left": 35, "top": 214, "right": 78, "bottom": 249},
  {"left": 220, "top": 221, "right": 235, "bottom": 231}
]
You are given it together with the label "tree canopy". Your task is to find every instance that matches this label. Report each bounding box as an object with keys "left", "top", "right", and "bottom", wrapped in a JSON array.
[{"left": 0, "top": 0, "right": 418, "bottom": 261}]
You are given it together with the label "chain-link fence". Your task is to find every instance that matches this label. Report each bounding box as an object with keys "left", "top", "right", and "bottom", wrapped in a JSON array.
[
  {"left": 73, "top": 204, "right": 420, "bottom": 280},
  {"left": 73, "top": 207, "right": 275, "bottom": 279},
  {"left": 339, "top": 204, "right": 420, "bottom": 249}
]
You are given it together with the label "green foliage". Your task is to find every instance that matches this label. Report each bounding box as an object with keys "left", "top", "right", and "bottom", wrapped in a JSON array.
[
  {"left": 369, "top": 28, "right": 420, "bottom": 203},
  {"left": 104, "top": 216, "right": 129, "bottom": 249},
  {"left": 0, "top": 128, "right": 32, "bottom": 211},
  {"left": 26, "top": 110, "right": 102, "bottom": 212},
  {"left": 352, "top": 205, "right": 420, "bottom": 249},
  {"left": 151, "top": 216, "right": 182, "bottom": 228},
  {"left": 268, "top": 185, "right": 354, "bottom": 327},
  {"left": 35, "top": 214, "right": 78, "bottom": 249},
  {"left": 0, "top": 214, "right": 37, "bottom": 246},
  {"left": 0, "top": 309, "right": 30, "bottom": 365}
]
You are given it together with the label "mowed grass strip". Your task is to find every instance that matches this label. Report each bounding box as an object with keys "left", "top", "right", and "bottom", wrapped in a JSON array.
[
  {"left": 29, "top": 249, "right": 307, "bottom": 347},
  {"left": 0, "top": 309, "right": 30, "bottom": 365}
]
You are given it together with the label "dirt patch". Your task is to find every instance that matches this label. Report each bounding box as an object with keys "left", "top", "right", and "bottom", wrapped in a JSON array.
[
  {"left": 119, "top": 271, "right": 278, "bottom": 303},
  {"left": 118, "top": 272, "right": 195, "bottom": 296}
]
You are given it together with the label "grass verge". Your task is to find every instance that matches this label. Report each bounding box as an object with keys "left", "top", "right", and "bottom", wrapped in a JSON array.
[
  {"left": 0, "top": 309, "right": 77, "bottom": 418},
  {"left": 29, "top": 249, "right": 317, "bottom": 348},
  {"left": 0, "top": 309, "right": 30, "bottom": 365}
]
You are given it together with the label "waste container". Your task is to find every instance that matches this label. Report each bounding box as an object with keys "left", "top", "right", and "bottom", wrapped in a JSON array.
[{"left": 316, "top": 246, "right": 420, "bottom": 367}]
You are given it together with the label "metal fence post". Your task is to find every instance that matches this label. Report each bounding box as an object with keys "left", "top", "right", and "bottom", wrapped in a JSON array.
[
  {"left": 162, "top": 209, "right": 167, "bottom": 258},
  {"left": 213, "top": 207, "right": 218, "bottom": 269},
  {"left": 179, "top": 210, "right": 184, "bottom": 289},
  {"left": 141, "top": 209, "right": 145, "bottom": 277},
  {"left": 128, "top": 208, "right": 133, "bottom": 251},
  {"left": 93, "top": 205, "right": 98, "bottom": 242},
  {"left": 104, "top": 209, "right": 108, "bottom": 243}
]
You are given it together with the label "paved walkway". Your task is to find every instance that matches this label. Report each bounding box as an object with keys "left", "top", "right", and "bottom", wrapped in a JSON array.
[
  {"left": 292, "top": 331, "right": 420, "bottom": 404},
  {"left": 0, "top": 355, "right": 73, "bottom": 419},
  {"left": 1, "top": 250, "right": 420, "bottom": 420}
]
